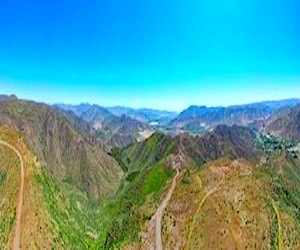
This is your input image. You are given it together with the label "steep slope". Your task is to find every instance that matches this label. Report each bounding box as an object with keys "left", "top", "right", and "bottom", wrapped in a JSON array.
[
  {"left": 96, "top": 115, "right": 153, "bottom": 150},
  {"left": 0, "top": 98, "right": 123, "bottom": 200},
  {"left": 119, "top": 130, "right": 300, "bottom": 249},
  {"left": 122, "top": 125, "right": 258, "bottom": 171},
  {"left": 0, "top": 125, "right": 56, "bottom": 249},
  {"left": 53, "top": 106, "right": 96, "bottom": 138},
  {"left": 80, "top": 104, "right": 114, "bottom": 128},
  {"left": 0, "top": 125, "right": 120, "bottom": 249},
  {"left": 181, "top": 125, "right": 259, "bottom": 165},
  {"left": 121, "top": 132, "right": 177, "bottom": 170},
  {"left": 57, "top": 103, "right": 153, "bottom": 149},
  {"left": 101, "top": 125, "right": 261, "bottom": 248},
  {"left": 161, "top": 154, "right": 300, "bottom": 250},
  {"left": 264, "top": 104, "right": 300, "bottom": 141}
]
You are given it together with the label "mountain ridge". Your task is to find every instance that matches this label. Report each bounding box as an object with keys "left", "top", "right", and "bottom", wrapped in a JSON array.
[
  {"left": 263, "top": 104, "right": 300, "bottom": 141},
  {"left": 0, "top": 98, "right": 123, "bottom": 200},
  {"left": 171, "top": 98, "right": 300, "bottom": 133}
]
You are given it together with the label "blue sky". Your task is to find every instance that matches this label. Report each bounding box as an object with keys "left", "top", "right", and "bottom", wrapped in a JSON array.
[{"left": 0, "top": 0, "right": 300, "bottom": 111}]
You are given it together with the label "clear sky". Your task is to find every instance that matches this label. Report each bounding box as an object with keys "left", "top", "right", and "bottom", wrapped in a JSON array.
[{"left": 0, "top": 0, "right": 300, "bottom": 111}]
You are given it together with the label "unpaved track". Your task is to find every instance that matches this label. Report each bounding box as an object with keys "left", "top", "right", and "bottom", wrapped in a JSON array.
[
  {"left": 0, "top": 139, "right": 24, "bottom": 250},
  {"left": 153, "top": 168, "right": 180, "bottom": 250},
  {"left": 185, "top": 187, "right": 219, "bottom": 250},
  {"left": 271, "top": 199, "right": 283, "bottom": 250},
  {"left": 185, "top": 172, "right": 224, "bottom": 250},
  {"left": 146, "top": 138, "right": 183, "bottom": 250}
]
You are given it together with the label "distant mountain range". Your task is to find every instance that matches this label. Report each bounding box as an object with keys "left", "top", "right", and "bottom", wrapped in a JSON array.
[
  {"left": 55, "top": 103, "right": 156, "bottom": 149},
  {"left": 57, "top": 103, "right": 178, "bottom": 125},
  {"left": 56, "top": 98, "right": 300, "bottom": 146},
  {"left": 171, "top": 98, "right": 300, "bottom": 133},
  {"left": 107, "top": 106, "right": 178, "bottom": 124}
]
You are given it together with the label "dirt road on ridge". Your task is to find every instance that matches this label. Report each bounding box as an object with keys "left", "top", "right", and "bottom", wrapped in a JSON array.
[
  {"left": 0, "top": 139, "right": 24, "bottom": 250},
  {"left": 153, "top": 168, "right": 180, "bottom": 250}
]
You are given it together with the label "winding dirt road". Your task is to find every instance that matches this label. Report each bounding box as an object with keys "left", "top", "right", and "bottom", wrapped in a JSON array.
[
  {"left": 0, "top": 139, "right": 24, "bottom": 250},
  {"left": 185, "top": 187, "right": 219, "bottom": 249},
  {"left": 153, "top": 168, "right": 180, "bottom": 250},
  {"left": 144, "top": 138, "right": 184, "bottom": 250},
  {"left": 271, "top": 199, "right": 283, "bottom": 250}
]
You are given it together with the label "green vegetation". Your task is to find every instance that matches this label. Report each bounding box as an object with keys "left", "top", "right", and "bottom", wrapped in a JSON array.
[
  {"left": 141, "top": 163, "right": 173, "bottom": 201},
  {"left": 36, "top": 170, "right": 101, "bottom": 248},
  {"left": 109, "top": 148, "right": 128, "bottom": 172},
  {"left": 103, "top": 161, "right": 174, "bottom": 249},
  {"left": 0, "top": 142, "right": 20, "bottom": 248},
  {"left": 258, "top": 151, "right": 300, "bottom": 248},
  {"left": 269, "top": 203, "right": 279, "bottom": 250},
  {"left": 126, "top": 170, "right": 139, "bottom": 182},
  {"left": 0, "top": 98, "right": 123, "bottom": 200},
  {"left": 38, "top": 155, "right": 174, "bottom": 249},
  {"left": 257, "top": 133, "right": 298, "bottom": 158},
  {"left": 0, "top": 208, "right": 16, "bottom": 245},
  {"left": 123, "top": 133, "right": 176, "bottom": 171},
  {"left": 0, "top": 170, "right": 6, "bottom": 186}
]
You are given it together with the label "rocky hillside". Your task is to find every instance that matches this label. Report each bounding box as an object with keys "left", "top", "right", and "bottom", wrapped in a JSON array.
[
  {"left": 101, "top": 123, "right": 300, "bottom": 249},
  {"left": 264, "top": 104, "right": 300, "bottom": 141},
  {"left": 2, "top": 101, "right": 299, "bottom": 249},
  {"left": 181, "top": 124, "right": 259, "bottom": 164},
  {"left": 97, "top": 114, "right": 153, "bottom": 150},
  {"left": 158, "top": 154, "right": 300, "bottom": 249},
  {"left": 0, "top": 125, "right": 56, "bottom": 248},
  {"left": 122, "top": 125, "right": 259, "bottom": 171},
  {"left": 57, "top": 103, "right": 153, "bottom": 150},
  {"left": 0, "top": 98, "right": 123, "bottom": 200}
]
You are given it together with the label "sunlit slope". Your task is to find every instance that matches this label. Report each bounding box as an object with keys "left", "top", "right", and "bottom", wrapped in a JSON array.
[
  {"left": 119, "top": 127, "right": 300, "bottom": 249},
  {"left": 0, "top": 129, "right": 20, "bottom": 246},
  {"left": 0, "top": 126, "right": 57, "bottom": 249},
  {"left": 160, "top": 155, "right": 300, "bottom": 249},
  {"left": 0, "top": 98, "right": 123, "bottom": 200},
  {"left": 107, "top": 126, "right": 260, "bottom": 248},
  {"left": 0, "top": 125, "right": 111, "bottom": 249},
  {"left": 264, "top": 104, "right": 300, "bottom": 142}
]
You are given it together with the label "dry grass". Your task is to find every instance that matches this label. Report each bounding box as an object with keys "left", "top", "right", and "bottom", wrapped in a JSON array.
[
  {"left": 159, "top": 158, "right": 300, "bottom": 250},
  {"left": 0, "top": 125, "right": 58, "bottom": 249},
  {"left": 0, "top": 142, "right": 19, "bottom": 246}
]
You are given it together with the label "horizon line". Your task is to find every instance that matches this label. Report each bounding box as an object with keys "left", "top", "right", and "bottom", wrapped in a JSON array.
[{"left": 2, "top": 93, "right": 300, "bottom": 113}]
